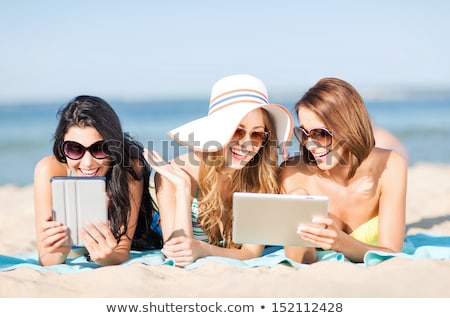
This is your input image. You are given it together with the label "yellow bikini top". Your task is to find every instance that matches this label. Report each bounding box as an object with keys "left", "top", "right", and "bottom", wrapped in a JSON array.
[{"left": 349, "top": 216, "right": 379, "bottom": 245}]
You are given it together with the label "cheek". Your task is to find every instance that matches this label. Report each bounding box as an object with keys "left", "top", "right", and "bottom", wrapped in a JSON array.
[
  {"left": 101, "top": 157, "right": 113, "bottom": 166},
  {"left": 99, "top": 159, "right": 112, "bottom": 174},
  {"left": 66, "top": 159, "right": 79, "bottom": 171},
  {"left": 332, "top": 141, "right": 346, "bottom": 157}
]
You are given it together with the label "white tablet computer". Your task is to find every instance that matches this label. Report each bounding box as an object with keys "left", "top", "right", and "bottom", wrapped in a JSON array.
[
  {"left": 232, "top": 192, "right": 328, "bottom": 247},
  {"left": 51, "top": 176, "right": 108, "bottom": 246}
]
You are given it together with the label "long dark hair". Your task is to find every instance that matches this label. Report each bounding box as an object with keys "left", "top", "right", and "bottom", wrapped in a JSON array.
[{"left": 53, "top": 95, "right": 162, "bottom": 250}]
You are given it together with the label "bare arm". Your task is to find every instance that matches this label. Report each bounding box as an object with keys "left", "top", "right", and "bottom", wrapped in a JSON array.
[
  {"left": 145, "top": 150, "right": 265, "bottom": 266},
  {"left": 376, "top": 150, "right": 408, "bottom": 251},
  {"left": 144, "top": 150, "right": 192, "bottom": 242},
  {"left": 296, "top": 151, "right": 408, "bottom": 262},
  {"left": 332, "top": 150, "right": 407, "bottom": 260},
  {"left": 34, "top": 156, "right": 71, "bottom": 266},
  {"left": 162, "top": 236, "right": 264, "bottom": 267}
]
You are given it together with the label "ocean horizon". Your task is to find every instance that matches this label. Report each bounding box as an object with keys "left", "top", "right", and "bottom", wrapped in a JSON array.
[{"left": 1, "top": 97, "right": 450, "bottom": 187}]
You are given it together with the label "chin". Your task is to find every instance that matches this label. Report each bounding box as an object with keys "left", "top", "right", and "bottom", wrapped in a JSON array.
[{"left": 225, "top": 158, "right": 250, "bottom": 170}]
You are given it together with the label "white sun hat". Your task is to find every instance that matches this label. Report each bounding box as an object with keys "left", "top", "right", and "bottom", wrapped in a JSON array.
[{"left": 168, "top": 74, "right": 293, "bottom": 157}]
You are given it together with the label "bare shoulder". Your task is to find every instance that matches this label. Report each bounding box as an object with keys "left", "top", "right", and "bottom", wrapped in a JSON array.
[
  {"left": 384, "top": 147, "right": 408, "bottom": 175},
  {"left": 280, "top": 156, "right": 311, "bottom": 177},
  {"left": 34, "top": 156, "right": 66, "bottom": 178},
  {"left": 372, "top": 147, "right": 407, "bottom": 169},
  {"left": 279, "top": 156, "right": 314, "bottom": 195},
  {"left": 373, "top": 125, "right": 409, "bottom": 161},
  {"left": 364, "top": 148, "right": 408, "bottom": 180}
]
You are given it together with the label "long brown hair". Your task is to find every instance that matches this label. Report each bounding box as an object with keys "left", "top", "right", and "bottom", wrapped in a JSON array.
[{"left": 295, "top": 77, "right": 375, "bottom": 180}]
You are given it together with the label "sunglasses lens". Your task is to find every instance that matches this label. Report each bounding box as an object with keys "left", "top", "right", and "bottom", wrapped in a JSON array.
[
  {"left": 296, "top": 127, "right": 332, "bottom": 147},
  {"left": 311, "top": 129, "right": 332, "bottom": 146},
  {"left": 63, "top": 141, "right": 84, "bottom": 160},
  {"left": 293, "top": 127, "right": 303, "bottom": 143},
  {"left": 299, "top": 128, "right": 311, "bottom": 144},
  {"left": 90, "top": 141, "right": 108, "bottom": 159},
  {"left": 63, "top": 140, "right": 108, "bottom": 160},
  {"left": 233, "top": 128, "right": 246, "bottom": 140},
  {"left": 232, "top": 128, "right": 269, "bottom": 146},
  {"left": 251, "top": 132, "right": 262, "bottom": 143},
  {"left": 251, "top": 131, "right": 268, "bottom": 145}
]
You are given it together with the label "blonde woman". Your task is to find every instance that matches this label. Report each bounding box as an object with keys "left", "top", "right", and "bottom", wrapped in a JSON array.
[{"left": 144, "top": 74, "right": 314, "bottom": 267}]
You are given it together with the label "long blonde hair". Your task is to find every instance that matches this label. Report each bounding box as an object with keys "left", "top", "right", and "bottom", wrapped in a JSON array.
[{"left": 197, "top": 109, "right": 280, "bottom": 248}]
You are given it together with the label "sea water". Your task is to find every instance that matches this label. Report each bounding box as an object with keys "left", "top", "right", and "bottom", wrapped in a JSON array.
[{"left": 1, "top": 98, "right": 449, "bottom": 186}]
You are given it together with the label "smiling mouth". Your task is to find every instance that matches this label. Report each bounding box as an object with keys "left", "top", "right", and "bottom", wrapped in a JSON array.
[
  {"left": 231, "top": 147, "right": 254, "bottom": 160},
  {"left": 314, "top": 150, "right": 330, "bottom": 159},
  {"left": 79, "top": 168, "right": 99, "bottom": 176}
]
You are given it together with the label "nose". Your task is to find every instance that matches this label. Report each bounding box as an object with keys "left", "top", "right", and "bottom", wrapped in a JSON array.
[
  {"left": 237, "top": 131, "right": 253, "bottom": 147},
  {"left": 304, "top": 137, "right": 319, "bottom": 150},
  {"left": 80, "top": 151, "right": 96, "bottom": 166}
]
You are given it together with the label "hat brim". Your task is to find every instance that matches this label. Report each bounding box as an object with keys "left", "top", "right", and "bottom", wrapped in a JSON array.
[{"left": 168, "top": 102, "right": 293, "bottom": 156}]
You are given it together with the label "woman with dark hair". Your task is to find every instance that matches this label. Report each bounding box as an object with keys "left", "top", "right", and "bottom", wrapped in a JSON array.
[
  {"left": 280, "top": 78, "right": 407, "bottom": 263},
  {"left": 34, "top": 95, "right": 162, "bottom": 266}
]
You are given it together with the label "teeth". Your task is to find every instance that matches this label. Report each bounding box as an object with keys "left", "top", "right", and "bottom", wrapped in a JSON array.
[
  {"left": 80, "top": 169, "right": 98, "bottom": 176},
  {"left": 232, "top": 148, "right": 250, "bottom": 156},
  {"left": 314, "top": 151, "right": 329, "bottom": 158}
]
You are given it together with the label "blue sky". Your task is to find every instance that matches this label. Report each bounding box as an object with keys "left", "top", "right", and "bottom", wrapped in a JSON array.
[{"left": 1, "top": 0, "right": 449, "bottom": 103}]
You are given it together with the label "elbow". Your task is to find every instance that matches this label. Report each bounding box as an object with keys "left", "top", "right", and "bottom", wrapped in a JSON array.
[{"left": 284, "top": 246, "right": 317, "bottom": 264}]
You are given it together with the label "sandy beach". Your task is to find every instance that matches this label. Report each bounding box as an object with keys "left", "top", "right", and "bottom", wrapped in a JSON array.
[{"left": 1, "top": 162, "right": 450, "bottom": 298}]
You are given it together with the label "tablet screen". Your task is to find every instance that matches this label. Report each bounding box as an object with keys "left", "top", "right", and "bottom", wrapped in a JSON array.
[{"left": 232, "top": 192, "right": 328, "bottom": 246}]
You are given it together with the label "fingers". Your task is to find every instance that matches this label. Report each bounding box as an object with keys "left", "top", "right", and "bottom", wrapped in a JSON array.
[
  {"left": 143, "top": 149, "right": 178, "bottom": 179},
  {"left": 41, "top": 221, "right": 69, "bottom": 248},
  {"left": 298, "top": 231, "right": 335, "bottom": 250},
  {"left": 80, "top": 221, "right": 117, "bottom": 259},
  {"left": 144, "top": 153, "right": 191, "bottom": 190},
  {"left": 297, "top": 217, "right": 337, "bottom": 250},
  {"left": 312, "top": 217, "right": 333, "bottom": 229},
  {"left": 161, "top": 237, "right": 196, "bottom": 267},
  {"left": 143, "top": 149, "right": 169, "bottom": 168},
  {"left": 42, "top": 220, "right": 65, "bottom": 232},
  {"left": 162, "top": 246, "right": 194, "bottom": 267},
  {"left": 81, "top": 221, "right": 117, "bottom": 245}
]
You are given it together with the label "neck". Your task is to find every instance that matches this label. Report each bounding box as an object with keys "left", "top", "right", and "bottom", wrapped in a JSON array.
[
  {"left": 219, "top": 166, "right": 235, "bottom": 178},
  {"left": 318, "top": 164, "right": 351, "bottom": 186}
]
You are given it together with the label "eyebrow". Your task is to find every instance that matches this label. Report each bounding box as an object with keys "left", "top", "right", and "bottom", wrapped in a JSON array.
[{"left": 236, "top": 124, "right": 265, "bottom": 130}]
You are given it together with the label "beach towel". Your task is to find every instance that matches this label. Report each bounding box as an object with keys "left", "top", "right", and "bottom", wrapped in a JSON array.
[
  {"left": 0, "top": 233, "right": 449, "bottom": 273},
  {"left": 0, "top": 250, "right": 173, "bottom": 273}
]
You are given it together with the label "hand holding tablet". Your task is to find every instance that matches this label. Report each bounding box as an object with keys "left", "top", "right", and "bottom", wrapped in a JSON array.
[
  {"left": 232, "top": 192, "right": 328, "bottom": 247},
  {"left": 51, "top": 176, "right": 108, "bottom": 246}
]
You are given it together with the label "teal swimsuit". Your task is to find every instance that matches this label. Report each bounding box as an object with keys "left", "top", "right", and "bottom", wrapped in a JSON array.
[{"left": 191, "top": 187, "right": 208, "bottom": 242}]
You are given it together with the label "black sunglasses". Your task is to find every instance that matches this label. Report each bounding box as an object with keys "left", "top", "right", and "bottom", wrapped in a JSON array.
[
  {"left": 62, "top": 140, "right": 109, "bottom": 160},
  {"left": 232, "top": 128, "right": 270, "bottom": 147},
  {"left": 294, "top": 126, "right": 333, "bottom": 147}
]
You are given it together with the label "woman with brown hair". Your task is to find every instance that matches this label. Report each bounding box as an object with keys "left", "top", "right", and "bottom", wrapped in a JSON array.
[{"left": 280, "top": 77, "right": 407, "bottom": 263}]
